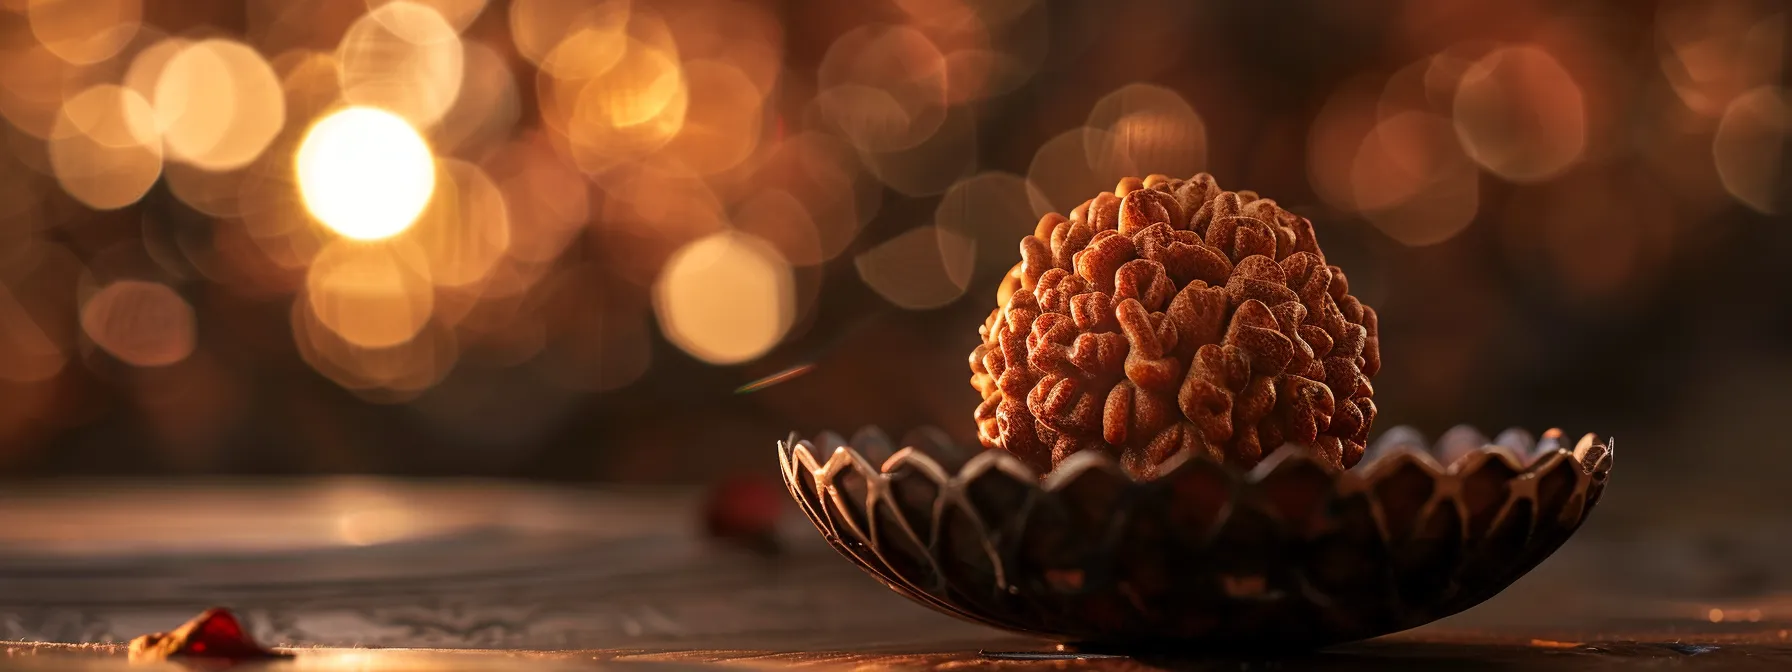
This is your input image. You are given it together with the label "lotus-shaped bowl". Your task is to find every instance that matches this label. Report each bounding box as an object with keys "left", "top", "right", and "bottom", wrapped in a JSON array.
[{"left": 777, "top": 426, "right": 1613, "bottom": 649}]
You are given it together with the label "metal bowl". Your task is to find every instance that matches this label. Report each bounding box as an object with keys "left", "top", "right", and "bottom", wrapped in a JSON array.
[{"left": 777, "top": 426, "right": 1613, "bottom": 650}]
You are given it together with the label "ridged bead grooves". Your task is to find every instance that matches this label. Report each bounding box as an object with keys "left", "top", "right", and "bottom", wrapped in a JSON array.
[{"left": 970, "top": 174, "right": 1381, "bottom": 477}]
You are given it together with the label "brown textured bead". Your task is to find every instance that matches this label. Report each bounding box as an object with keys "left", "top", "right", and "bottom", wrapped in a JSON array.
[{"left": 973, "top": 174, "right": 1381, "bottom": 476}]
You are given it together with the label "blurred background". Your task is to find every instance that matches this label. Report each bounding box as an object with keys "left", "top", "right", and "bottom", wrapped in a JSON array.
[{"left": 0, "top": 0, "right": 1787, "bottom": 521}]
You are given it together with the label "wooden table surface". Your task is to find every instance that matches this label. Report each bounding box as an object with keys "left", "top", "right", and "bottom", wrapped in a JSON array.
[{"left": 1, "top": 479, "right": 1788, "bottom": 670}]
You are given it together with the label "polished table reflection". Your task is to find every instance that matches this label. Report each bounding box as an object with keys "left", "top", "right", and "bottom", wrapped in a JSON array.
[{"left": 1, "top": 479, "right": 1787, "bottom": 670}]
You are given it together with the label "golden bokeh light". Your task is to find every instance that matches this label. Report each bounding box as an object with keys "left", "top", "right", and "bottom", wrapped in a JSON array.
[
  {"left": 163, "top": 161, "right": 246, "bottom": 218},
  {"left": 483, "top": 157, "right": 580, "bottom": 270},
  {"left": 596, "top": 163, "right": 727, "bottom": 286},
  {"left": 1421, "top": 47, "right": 1480, "bottom": 111},
  {"left": 1656, "top": 0, "right": 1785, "bottom": 118},
  {"left": 1353, "top": 111, "right": 1480, "bottom": 247},
  {"left": 658, "top": 0, "right": 783, "bottom": 96},
  {"left": 428, "top": 276, "right": 481, "bottom": 326},
  {"left": 661, "top": 59, "right": 763, "bottom": 175},
  {"left": 1713, "top": 86, "right": 1789, "bottom": 214},
  {"left": 0, "top": 41, "right": 110, "bottom": 139},
  {"left": 305, "top": 239, "right": 435, "bottom": 349},
  {"left": 899, "top": 0, "right": 1001, "bottom": 106},
  {"left": 809, "top": 84, "right": 908, "bottom": 152},
  {"left": 1313, "top": 61, "right": 1481, "bottom": 247},
  {"left": 154, "top": 39, "right": 286, "bottom": 171},
  {"left": 1026, "top": 126, "right": 1136, "bottom": 217},
  {"left": 533, "top": 6, "right": 687, "bottom": 173},
  {"left": 123, "top": 37, "right": 188, "bottom": 114},
  {"left": 200, "top": 218, "right": 314, "bottom": 297},
  {"left": 854, "top": 225, "right": 975, "bottom": 310},
  {"left": 731, "top": 189, "right": 821, "bottom": 271},
  {"left": 532, "top": 2, "right": 635, "bottom": 83},
  {"left": 487, "top": 132, "right": 589, "bottom": 264},
  {"left": 942, "top": 47, "right": 998, "bottom": 106},
  {"left": 220, "top": 50, "right": 346, "bottom": 272},
  {"left": 0, "top": 0, "right": 1776, "bottom": 447},
  {"left": 1307, "top": 75, "right": 1382, "bottom": 213},
  {"left": 80, "top": 280, "right": 196, "bottom": 367},
  {"left": 1085, "top": 83, "right": 1207, "bottom": 179},
  {"left": 358, "top": 321, "right": 458, "bottom": 398},
  {"left": 296, "top": 106, "right": 437, "bottom": 241},
  {"left": 293, "top": 296, "right": 458, "bottom": 400},
  {"left": 368, "top": 0, "right": 488, "bottom": 33},
  {"left": 815, "top": 24, "right": 949, "bottom": 153},
  {"left": 237, "top": 151, "right": 329, "bottom": 272},
  {"left": 913, "top": 0, "right": 1046, "bottom": 104},
  {"left": 242, "top": 1, "right": 366, "bottom": 58},
  {"left": 1454, "top": 45, "right": 1587, "bottom": 182},
  {"left": 860, "top": 103, "right": 978, "bottom": 197},
  {"left": 510, "top": 0, "right": 629, "bottom": 74},
  {"left": 26, "top": 0, "right": 141, "bottom": 66},
  {"left": 1352, "top": 111, "right": 1461, "bottom": 210},
  {"left": 749, "top": 132, "right": 877, "bottom": 265},
  {"left": 403, "top": 158, "right": 510, "bottom": 288},
  {"left": 934, "top": 171, "right": 1037, "bottom": 275},
  {"left": 895, "top": 0, "right": 1037, "bottom": 29},
  {"left": 534, "top": 37, "right": 612, "bottom": 134},
  {"left": 432, "top": 42, "right": 518, "bottom": 158},
  {"left": 338, "top": 1, "right": 464, "bottom": 128},
  {"left": 24, "top": 0, "right": 139, "bottom": 65},
  {"left": 653, "top": 232, "right": 793, "bottom": 365},
  {"left": 47, "top": 84, "right": 162, "bottom": 210},
  {"left": 564, "top": 36, "right": 688, "bottom": 173},
  {"left": 272, "top": 49, "right": 347, "bottom": 134}
]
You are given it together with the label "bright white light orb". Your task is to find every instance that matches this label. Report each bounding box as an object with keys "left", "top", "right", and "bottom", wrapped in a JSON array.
[{"left": 296, "top": 106, "right": 436, "bottom": 240}]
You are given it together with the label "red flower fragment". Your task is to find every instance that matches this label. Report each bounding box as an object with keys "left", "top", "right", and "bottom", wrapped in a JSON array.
[
  {"left": 703, "top": 473, "right": 788, "bottom": 555},
  {"left": 127, "top": 608, "right": 290, "bottom": 663}
]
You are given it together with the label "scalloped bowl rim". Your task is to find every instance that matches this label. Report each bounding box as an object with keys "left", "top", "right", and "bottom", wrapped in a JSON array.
[{"left": 782, "top": 429, "right": 1614, "bottom": 496}]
